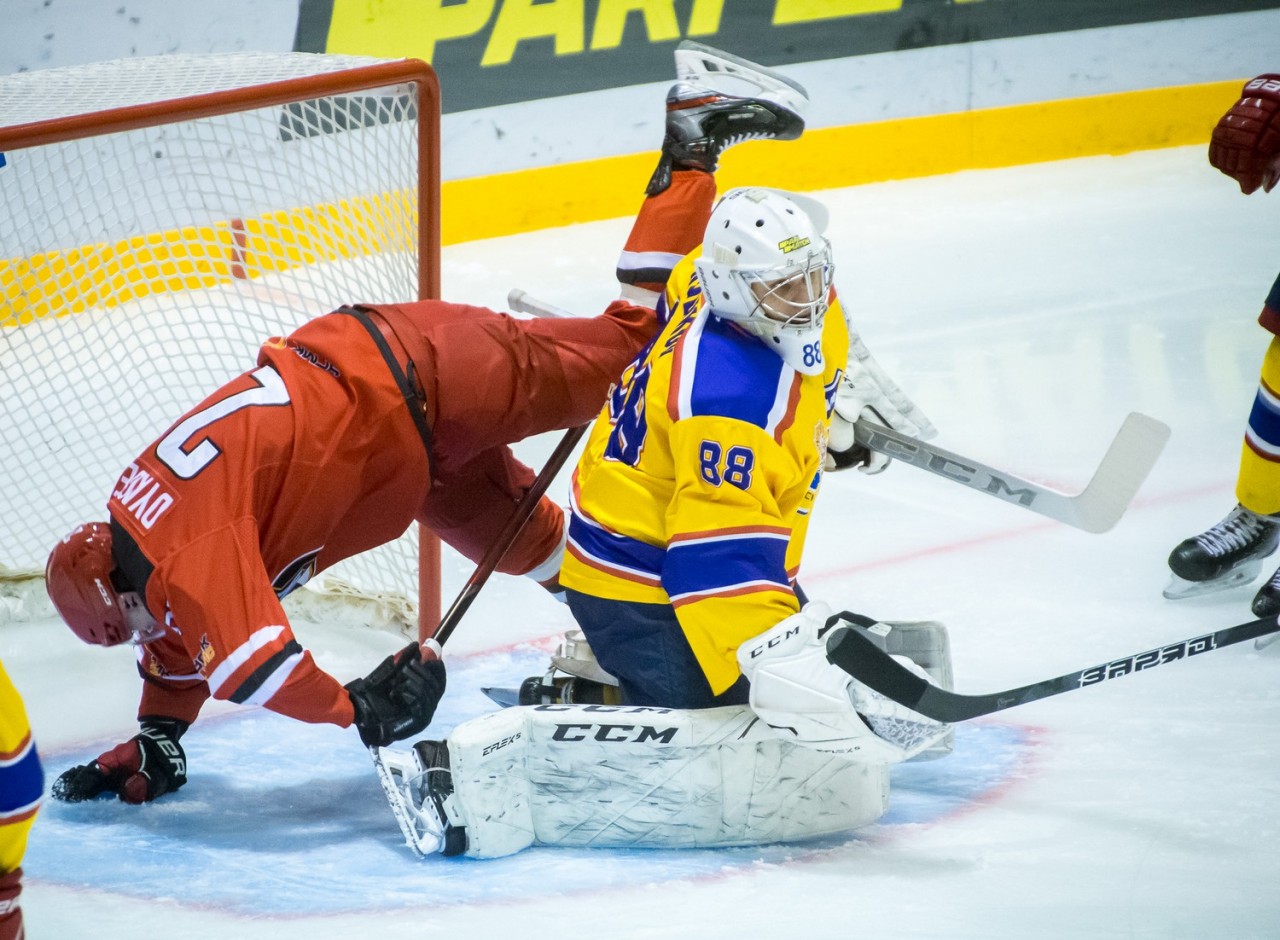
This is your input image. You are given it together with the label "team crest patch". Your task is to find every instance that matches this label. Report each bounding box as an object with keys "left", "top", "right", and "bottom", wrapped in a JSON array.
[
  {"left": 814, "top": 420, "right": 830, "bottom": 466},
  {"left": 193, "top": 635, "right": 216, "bottom": 674},
  {"left": 144, "top": 651, "right": 166, "bottom": 679}
]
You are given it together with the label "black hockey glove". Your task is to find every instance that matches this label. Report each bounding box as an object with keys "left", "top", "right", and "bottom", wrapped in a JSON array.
[
  {"left": 346, "top": 642, "right": 447, "bottom": 748},
  {"left": 52, "top": 717, "right": 189, "bottom": 804}
]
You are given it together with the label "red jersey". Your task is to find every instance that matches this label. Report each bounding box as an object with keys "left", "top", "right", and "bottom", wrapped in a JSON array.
[{"left": 108, "top": 300, "right": 656, "bottom": 730}]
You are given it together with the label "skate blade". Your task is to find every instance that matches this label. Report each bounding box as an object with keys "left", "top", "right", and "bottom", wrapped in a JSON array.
[
  {"left": 370, "top": 745, "right": 443, "bottom": 857},
  {"left": 673, "top": 40, "right": 809, "bottom": 110},
  {"left": 1162, "top": 563, "right": 1261, "bottom": 600}
]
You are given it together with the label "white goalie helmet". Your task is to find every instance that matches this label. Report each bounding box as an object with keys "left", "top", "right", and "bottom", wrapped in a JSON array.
[{"left": 694, "top": 187, "right": 834, "bottom": 375}]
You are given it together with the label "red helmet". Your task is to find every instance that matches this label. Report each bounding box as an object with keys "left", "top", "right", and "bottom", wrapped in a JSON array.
[{"left": 46, "top": 522, "right": 133, "bottom": 646}]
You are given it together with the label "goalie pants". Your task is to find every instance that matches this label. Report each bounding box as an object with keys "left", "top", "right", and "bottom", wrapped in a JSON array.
[
  {"left": 566, "top": 588, "right": 749, "bottom": 708},
  {"left": 446, "top": 703, "right": 889, "bottom": 858}
]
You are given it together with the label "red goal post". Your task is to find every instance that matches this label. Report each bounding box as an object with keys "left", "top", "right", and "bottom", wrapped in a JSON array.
[{"left": 0, "top": 52, "right": 442, "bottom": 635}]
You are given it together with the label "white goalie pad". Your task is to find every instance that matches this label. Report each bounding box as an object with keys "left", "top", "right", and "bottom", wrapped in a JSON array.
[{"left": 443, "top": 703, "right": 889, "bottom": 859}]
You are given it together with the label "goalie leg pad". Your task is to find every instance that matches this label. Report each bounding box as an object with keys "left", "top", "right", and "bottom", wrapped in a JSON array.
[{"left": 445, "top": 704, "right": 888, "bottom": 856}]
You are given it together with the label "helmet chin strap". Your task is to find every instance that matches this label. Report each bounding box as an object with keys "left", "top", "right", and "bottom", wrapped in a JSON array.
[{"left": 120, "top": 591, "right": 165, "bottom": 645}]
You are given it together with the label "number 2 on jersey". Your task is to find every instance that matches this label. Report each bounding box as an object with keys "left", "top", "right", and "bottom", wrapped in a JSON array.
[{"left": 156, "top": 365, "right": 290, "bottom": 478}]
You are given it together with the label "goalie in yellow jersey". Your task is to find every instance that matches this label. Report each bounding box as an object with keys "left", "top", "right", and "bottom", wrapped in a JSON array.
[{"left": 557, "top": 186, "right": 949, "bottom": 760}]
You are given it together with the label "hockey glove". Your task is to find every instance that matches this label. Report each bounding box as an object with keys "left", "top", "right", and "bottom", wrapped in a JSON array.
[
  {"left": 52, "top": 717, "right": 189, "bottom": 804},
  {"left": 1209, "top": 74, "right": 1280, "bottom": 194},
  {"left": 826, "top": 331, "right": 935, "bottom": 474},
  {"left": 346, "top": 641, "right": 447, "bottom": 748},
  {"left": 737, "top": 604, "right": 948, "bottom": 763}
]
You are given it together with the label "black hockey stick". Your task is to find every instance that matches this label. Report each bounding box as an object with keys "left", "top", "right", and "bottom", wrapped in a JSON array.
[
  {"left": 373, "top": 421, "right": 588, "bottom": 856},
  {"left": 824, "top": 612, "right": 1280, "bottom": 723},
  {"left": 433, "top": 422, "right": 588, "bottom": 646}
]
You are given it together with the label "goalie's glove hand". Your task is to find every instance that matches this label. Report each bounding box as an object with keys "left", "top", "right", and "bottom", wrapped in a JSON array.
[
  {"left": 825, "top": 335, "right": 935, "bottom": 475},
  {"left": 827, "top": 404, "right": 891, "bottom": 475},
  {"left": 52, "top": 717, "right": 189, "bottom": 804},
  {"left": 346, "top": 640, "right": 447, "bottom": 748},
  {"left": 1209, "top": 74, "right": 1280, "bottom": 195}
]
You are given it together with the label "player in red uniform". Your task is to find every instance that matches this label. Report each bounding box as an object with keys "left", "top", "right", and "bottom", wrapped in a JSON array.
[{"left": 44, "top": 41, "right": 806, "bottom": 804}]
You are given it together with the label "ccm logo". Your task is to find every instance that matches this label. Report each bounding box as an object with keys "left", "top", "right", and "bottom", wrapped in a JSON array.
[
  {"left": 551, "top": 723, "right": 678, "bottom": 744},
  {"left": 746, "top": 625, "right": 802, "bottom": 660}
]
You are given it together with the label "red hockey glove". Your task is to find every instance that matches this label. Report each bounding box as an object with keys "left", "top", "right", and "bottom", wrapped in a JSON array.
[
  {"left": 51, "top": 717, "right": 189, "bottom": 804},
  {"left": 0, "top": 868, "right": 23, "bottom": 940},
  {"left": 1209, "top": 74, "right": 1280, "bottom": 194},
  {"left": 346, "top": 641, "right": 447, "bottom": 748}
]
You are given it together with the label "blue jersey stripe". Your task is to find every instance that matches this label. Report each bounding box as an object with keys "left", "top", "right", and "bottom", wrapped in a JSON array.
[
  {"left": 1266, "top": 271, "right": 1280, "bottom": 312},
  {"left": 568, "top": 511, "right": 665, "bottom": 580},
  {"left": 0, "top": 742, "right": 43, "bottom": 816},
  {"left": 686, "top": 316, "right": 788, "bottom": 429},
  {"left": 663, "top": 533, "right": 790, "bottom": 598},
  {"left": 1247, "top": 381, "right": 1280, "bottom": 453}
]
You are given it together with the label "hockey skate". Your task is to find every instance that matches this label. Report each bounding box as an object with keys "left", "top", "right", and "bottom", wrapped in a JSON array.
[
  {"left": 646, "top": 40, "right": 810, "bottom": 195},
  {"left": 482, "top": 629, "right": 623, "bottom": 707},
  {"left": 1251, "top": 564, "right": 1280, "bottom": 619},
  {"left": 1164, "top": 503, "right": 1280, "bottom": 600},
  {"left": 370, "top": 740, "right": 466, "bottom": 858}
]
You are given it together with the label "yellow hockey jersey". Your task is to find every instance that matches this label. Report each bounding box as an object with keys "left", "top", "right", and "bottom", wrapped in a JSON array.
[
  {"left": 561, "top": 252, "right": 850, "bottom": 693},
  {"left": 0, "top": 659, "right": 42, "bottom": 872}
]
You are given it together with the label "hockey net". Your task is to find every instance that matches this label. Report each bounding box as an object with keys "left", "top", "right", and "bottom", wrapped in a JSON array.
[{"left": 0, "top": 52, "right": 440, "bottom": 634}]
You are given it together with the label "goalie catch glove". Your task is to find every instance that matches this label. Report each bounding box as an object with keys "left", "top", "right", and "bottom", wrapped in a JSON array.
[
  {"left": 737, "top": 603, "right": 948, "bottom": 763},
  {"left": 346, "top": 640, "right": 447, "bottom": 748},
  {"left": 826, "top": 331, "right": 936, "bottom": 474},
  {"left": 1209, "top": 74, "right": 1280, "bottom": 195},
  {"left": 52, "top": 716, "right": 189, "bottom": 804}
]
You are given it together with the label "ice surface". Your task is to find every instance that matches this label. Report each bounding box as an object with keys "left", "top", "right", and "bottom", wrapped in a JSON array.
[{"left": 7, "top": 146, "right": 1279, "bottom": 939}]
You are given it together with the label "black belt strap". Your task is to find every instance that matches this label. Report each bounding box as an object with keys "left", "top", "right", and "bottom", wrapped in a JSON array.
[{"left": 336, "top": 304, "right": 435, "bottom": 466}]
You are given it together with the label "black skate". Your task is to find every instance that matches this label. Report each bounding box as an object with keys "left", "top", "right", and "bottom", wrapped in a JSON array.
[
  {"left": 646, "top": 40, "right": 809, "bottom": 195},
  {"left": 1252, "top": 564, "right": 1280, "bottom": 618},
  {"left": 1164, "top": 503, "right": 1280, "bottom": 600}
]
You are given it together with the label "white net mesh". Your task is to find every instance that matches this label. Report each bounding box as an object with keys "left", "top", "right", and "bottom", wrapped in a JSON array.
[{"left": 1, "top": 53, "right": 435, "bottom": 629}]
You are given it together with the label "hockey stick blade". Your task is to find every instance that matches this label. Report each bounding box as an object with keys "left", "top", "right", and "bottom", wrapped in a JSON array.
[
  {"left": 825, "top": 613, "right": 1280, "bottom": 723},
  {"left": 854, "top": 412, "right": 1170, "bottom": 534}
]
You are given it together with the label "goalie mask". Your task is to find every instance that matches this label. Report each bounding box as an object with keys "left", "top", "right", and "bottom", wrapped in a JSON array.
[
  {"left": 694, "top": 187, "right": 834, "bottom": 375},
  {"left": 46, "top": 522, "right": 163, "bottom": 647}
]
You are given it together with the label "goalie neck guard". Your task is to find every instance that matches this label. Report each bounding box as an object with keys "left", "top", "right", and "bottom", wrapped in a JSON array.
[{"left": 694, "top": 187, "right": 834, "bottom": 375}]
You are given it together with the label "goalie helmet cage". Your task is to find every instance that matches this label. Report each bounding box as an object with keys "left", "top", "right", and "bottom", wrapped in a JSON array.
[{"left": 0, "top": 52, "right": 442, "bottom": 634}]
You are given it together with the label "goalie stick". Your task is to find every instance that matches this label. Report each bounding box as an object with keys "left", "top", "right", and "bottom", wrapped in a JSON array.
[
  {"left": 853, "top": 412, "right": 1169, "bottom": 534},
  {"left": 824, "top": 612, "right": 1280, "bottom": 723},
  {"left": 507, "top": 290, "right": 1168, "bottom": 534}
]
